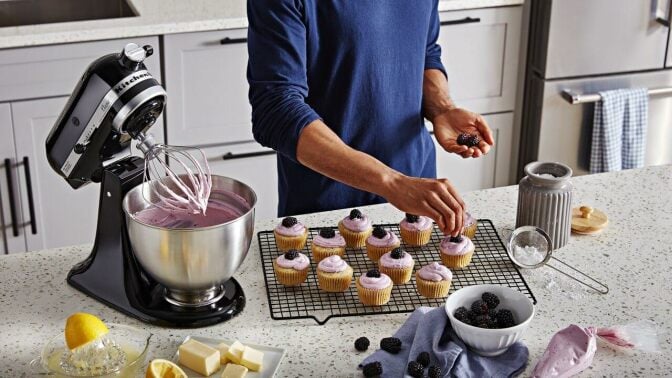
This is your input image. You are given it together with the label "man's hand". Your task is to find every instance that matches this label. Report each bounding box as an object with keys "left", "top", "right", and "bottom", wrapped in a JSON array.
[
  {"left": 432, "top": 107, "right": 495, "bottom": 159},
  {"left": 381, "top": 173, "right": 465, "bottom": 236}
]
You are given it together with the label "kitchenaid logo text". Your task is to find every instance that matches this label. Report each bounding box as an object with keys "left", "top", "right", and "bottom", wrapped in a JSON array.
[{"left": 113, "top": 72, "right": 151, "bottom": 94}]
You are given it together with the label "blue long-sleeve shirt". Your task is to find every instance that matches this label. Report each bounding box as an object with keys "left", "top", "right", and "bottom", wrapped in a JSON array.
[{"left": 247, "top": 0, "right": 445, "bottom": 216}]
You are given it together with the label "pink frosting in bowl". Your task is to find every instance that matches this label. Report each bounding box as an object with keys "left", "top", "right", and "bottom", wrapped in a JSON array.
[
  {"left": 366, "top": 228, "right": 400, "bottom": 247},
  {"left": 418, "top": 262, "right": 452, "bottom": 281},
  {"left": 276, "top": 252, "right": 310, "bottom": 270},
  {"left": 379, "top": 250, "right": 414, "bottom": 269},
  {"left": 440, "top": 236, "right": 474, "bottom": 256},
  {"left": 358, "top": 273, "right": 392, "bottom": 290},
  {"left": 317, "top": 255, "right": 349, "bottom": 273},
  {"left": 341, "top": 213, "right": 372, "bottom": 232},
  {"left": 400, "top": 215, "right": 433, "bottom": 231},
  {"left": 313, "top": 232, "right": 346, "bottom": 248}
]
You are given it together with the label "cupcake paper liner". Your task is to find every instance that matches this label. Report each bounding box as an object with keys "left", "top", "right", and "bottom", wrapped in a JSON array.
[
  {"left": 400, "top": 227, "right": 432, "bottom": 246},
  {"left": 415, "top": 274, "right": 452, "bottom": 298},
  {"left": 273, "top": 260, "right": 309, "bottom": 286},
  {"left": 365, "top": 242, "right": 400, "bottom": 262},
  {"left": 274, "top": 229, "right": 308, "bottom": 251},
  {"left": 462, "top": 223, "right": 478, "bottom": 239},
  {"left": 338, "top": 222, "right": 372, "bottom": 248},
  {"left": 311, "top": 244, "right": 346, "bottom": 263},
  {"left": 317, "top": 267, "right": 353, "bottom": 292},
  {"left": 440, "top": 250, "right": 474, "bottom": 269},
  {"left": 378, "top": 264, "right": 414, "bottom": 285},
  {"left": 355, "top": 279, "right": 393, "bottom": 306}
]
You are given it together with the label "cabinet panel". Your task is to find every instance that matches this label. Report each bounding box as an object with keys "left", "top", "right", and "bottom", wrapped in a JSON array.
[
  {"left": 203, "top": 142, "right": 278, "bottom": 221},
  {"left": 438, "top": 7, "right": 522, "bottom": 113},
  {"left": 0, "top": 104, "right": 26, "bottom": 253},
  {"left": 434, "top": 112, "right": 513, "bottom": 192},
  {"left": 164, "top": 29, "right": 252, "bottom": 146}
]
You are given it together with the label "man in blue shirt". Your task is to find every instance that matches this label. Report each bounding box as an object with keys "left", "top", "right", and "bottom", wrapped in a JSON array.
[{"left": 247, "top": 0, "right": 493, "bottom": 236}]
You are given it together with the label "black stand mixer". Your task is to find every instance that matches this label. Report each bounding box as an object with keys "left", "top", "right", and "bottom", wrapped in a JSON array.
[{"left": 45, "top": 43, "right": 248, "bottom": 327}]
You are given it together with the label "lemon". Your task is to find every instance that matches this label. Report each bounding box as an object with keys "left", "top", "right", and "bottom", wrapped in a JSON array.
[
  {"left": 146, "top": 359, "right": 188, "bottom": 378},
  {"left": 64, "top": 312, "right": 109, "bottom": 350}
]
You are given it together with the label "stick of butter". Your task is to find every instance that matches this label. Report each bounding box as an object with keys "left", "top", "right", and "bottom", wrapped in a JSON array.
[
  {"left": 217, "top": 342, "right": 231, "bottom": 364},
  {"left": 178, "top": 339, "right": 220, "bottom": 376},
  {"left": 240, "top": 345, "right": 264, "bottom": 372},
  {"left": 224, "top": 340, "right": 245, "bottom": 364},
  {"left": 221, "top": 363, "right": 248, "bottom": 378}
]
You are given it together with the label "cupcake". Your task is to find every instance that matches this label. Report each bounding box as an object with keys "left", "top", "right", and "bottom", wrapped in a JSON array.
[
  {"left": 378, "top": 247, "right": 414, "bottom": 284},
  {"left": 399, "top": 213, "right": 433, "bottom": 246},
  {"left": 311, "top": 228, "right": 347, "bottom": 262},
  {"left": 415, "top": 262, "right": 452, "bottom": 298},
  {"left": 338, "top": 209, "right": 373, "bottom": 248},
  {"left": 365, "top": 226, "right": 401, "bottom": 261},
  {"left": 274, "top": 216, "right": 308, "bottom": 251},
  {"left": 439, "top": 235, "right": 475, "bottom": 269},
  {"left": 462, "top": 212, "right": 477, "bottom": 238},
  {"left": 355, "top": 269, "right": 393, "bottom": 306},
  {"left": 316, "top": 255, "right": 353, "bottom": 292},
  {"left": 273, "top": 250, "right": 310, "bottom": 286}
]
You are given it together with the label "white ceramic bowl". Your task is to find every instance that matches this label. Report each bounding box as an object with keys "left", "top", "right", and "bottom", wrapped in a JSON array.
[{"left": 445, "top": 284, "right": 535, "bottom": 356}]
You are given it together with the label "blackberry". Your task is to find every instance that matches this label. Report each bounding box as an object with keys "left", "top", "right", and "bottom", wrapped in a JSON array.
[
  {"left": 466, "top": 134, "right": 481, "bottom": 147},
  {"left": 319, "top": 228, "right": 336, "bottom": 238},
  {"left": 281, "top": 216, "right": 298, "bottom": 227},
  {"left": 482, "top": 292, "right": 500, "bottom": 309},
  {"left": 428, "top": 365, "right": 442, "bottom": 378},
  {"left": 471, "top": 300, "right": 489, "bottom": 315},
  {"left": 362, "top": 361, "right": 383, "bottom": 377},
  {"left": 283, "top": 250, "right": 299, "bottom": 260},
  {"left": 405, "top": 213, "right": 419, "bottom": 223},
  {"left": 416, "top": 351, "right": 430, "bottom": 367},
  {"left": 380, "top": 337, "right": 402, "bottom": 354},
  {"left": 372, "top": 226, "right": 387, "bottom": 239},
  {"left": 390, "top": 247, "right": 404, "bottom": 259},
  {"left": 496, "top": 309, "right": 516, "bottom": 328},
  {"left": 454, "top": 306, "right": 470, "bottom": 323},
  {"left": 354, "top": 337, "right": 370, "bottom": 351},
  {"left": 407, "top": 361, "right": 424, "bottom": 378},
  {"left": 449, "top": 235, "right": 463, "bottom": 243},
  {"left": 366, "top": 269, "right": 381, "bottom": 278},
  {"left": 349, "top": 209, "right": 363, "bottom": 219},
  {"left": 457, "top": 133, "right": 471, "bottom": 146}
]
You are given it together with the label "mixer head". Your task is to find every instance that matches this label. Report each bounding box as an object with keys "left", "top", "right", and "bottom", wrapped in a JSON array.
[{"left": 46, "top": 43, "right": 166, "bottom": 189}]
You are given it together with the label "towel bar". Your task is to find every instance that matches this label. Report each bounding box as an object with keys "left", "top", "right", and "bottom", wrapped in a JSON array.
[{"left": 560, "top": 87, "right": 672, "bottom": 105}]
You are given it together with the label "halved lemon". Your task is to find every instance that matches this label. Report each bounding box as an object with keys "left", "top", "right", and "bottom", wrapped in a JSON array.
[
  {"left": 64, "top": 312, "right": 110, "bottom": 350},
  {"left": 146, "top": 359, "right": 188, "bottom": 378}
]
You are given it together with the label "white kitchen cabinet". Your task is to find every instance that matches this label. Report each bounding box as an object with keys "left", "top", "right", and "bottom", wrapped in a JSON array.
[
  {"left": 202, "top": 142, "right": 278, "bottom": 221},
  {"left": 0, "top": 103, "right": 26, "bottom": 254},
  {"left": 434, "top": 112, "right": 514, "bottom": 192},
  {"left": 163, "top": 28, "right": 252, "bottom": 146},
  {"left": 438, "top": 7, "right": 522, "bottom": 114}
]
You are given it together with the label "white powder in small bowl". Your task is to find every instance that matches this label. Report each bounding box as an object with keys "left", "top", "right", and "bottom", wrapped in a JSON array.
[{"left": 513, "top": 245, "right": 546, "bottom": 266}]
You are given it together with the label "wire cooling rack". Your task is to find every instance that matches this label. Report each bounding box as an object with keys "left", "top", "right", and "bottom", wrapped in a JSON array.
[{"left": 257, "top": 220, "right": 536, "bottom": 325}]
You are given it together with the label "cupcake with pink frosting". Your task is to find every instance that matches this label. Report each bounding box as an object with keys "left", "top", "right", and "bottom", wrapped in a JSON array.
[
  {"left": 316, "top": 255, "right": 353, "bottom": 292},
  {"left": 462, "top": 212, "right": 478, "bottom": 239},
  {"left": 378, "top": 247, "right": 414, "bottom": 284},
  {"left": 399, "top": 213, "right": 433, "bottom": 246},
  {"left": 311, "top": 228, "right": 347, "bottom": 263},
  {"left": 355, "top": 268, "right": 393, "bottom": 306},
  {"left": 439, "top": 234, "right": 475, "bottom": 269},
  {"left": 415, "top": 262, "right": 453, "bottom": 298},
  {"left": 365, "top": 226, "right": 401, "bottom": 261},
  {"left": 274, "top": 216, "right": 308, "bottom": 251},
  {"left": 273, "top": 250, "right": 310, "bottom": 286},
  {"left": 338, "top": 209, "right": 373, "bottom": 248}
]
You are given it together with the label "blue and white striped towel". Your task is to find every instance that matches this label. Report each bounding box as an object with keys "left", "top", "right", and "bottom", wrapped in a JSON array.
[{"left": 590, "top": 88, "right": 648, "bottom": 173}]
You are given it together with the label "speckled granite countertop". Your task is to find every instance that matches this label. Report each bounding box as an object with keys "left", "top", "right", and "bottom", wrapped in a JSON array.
[
  {"left": 1, "top": 165, "right": 670, "bottom": 377},
  {"left": 0, "top": 0, "right": 524, "bottom": 49}
]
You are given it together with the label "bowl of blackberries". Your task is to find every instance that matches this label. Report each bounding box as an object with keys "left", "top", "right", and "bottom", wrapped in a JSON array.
[{"left": 445, "top": 284, "right": 534, "bottom": 356}]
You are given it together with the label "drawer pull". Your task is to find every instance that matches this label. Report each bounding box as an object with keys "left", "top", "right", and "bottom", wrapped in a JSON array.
[
  {"left": 222, "top": 150, "right": 276, "bottom": 161},
  {"left": 3, "top": 158, "right": 19, "bottom": 237},
  {"left": 440, "top": 17, "right": 481, "bottom": 26},
  {"left": 22, "top": 157, "right": 37, "bottom": 235},
  {"left": 220, "top": 37, "right": 248, "bottom": 45}
]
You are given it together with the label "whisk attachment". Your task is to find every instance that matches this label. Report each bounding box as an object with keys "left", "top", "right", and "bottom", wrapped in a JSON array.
[{"left": 135, "top": 133, "right": 212, "bottom": 214}]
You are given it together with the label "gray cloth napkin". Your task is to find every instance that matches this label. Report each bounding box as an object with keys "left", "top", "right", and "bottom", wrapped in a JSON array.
[{"left": 361, "top": 307, "right": 528, "bottom": 378}]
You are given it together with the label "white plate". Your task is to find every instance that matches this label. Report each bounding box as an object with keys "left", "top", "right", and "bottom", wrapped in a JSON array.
[{"left": 173, "top": 336, "right": 286, "bottom": 378}]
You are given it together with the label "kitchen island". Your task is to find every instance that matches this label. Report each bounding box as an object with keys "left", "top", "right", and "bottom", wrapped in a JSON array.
[{"left": 1, "top": 165, "right": 670, "bottom": 377}]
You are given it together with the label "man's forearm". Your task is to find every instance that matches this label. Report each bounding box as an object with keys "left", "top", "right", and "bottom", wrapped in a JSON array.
[
  {"left": 422, "top": 69, "right": 456, "bottom": 121},
  {"left": 296, "top": 120, "right": 401, "bottom": 199}
]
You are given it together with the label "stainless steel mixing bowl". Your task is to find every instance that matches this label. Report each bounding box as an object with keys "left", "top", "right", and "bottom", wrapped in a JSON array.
[{"left": 122, "top": 175, "right": 256, "bottom": 307}]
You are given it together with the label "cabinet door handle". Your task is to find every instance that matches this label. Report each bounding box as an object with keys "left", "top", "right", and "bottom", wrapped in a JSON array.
[
  {"left": 22, "top": 157, "right": 37, "bottom": 235},
  {"left": 220, "top": 37, "right": 247, "bottom": 45},
  {"left": 440, "top": 17, "right": 481, "bottom": 26},
  {"left": 222, "top": 150, "right": 276, "bottom": 161},
  {"left": 655, "top": 0, "right": 671, "bottom": 26},
  {"left": 3, "top": 159, "right": 19, "bottom": 237}
]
